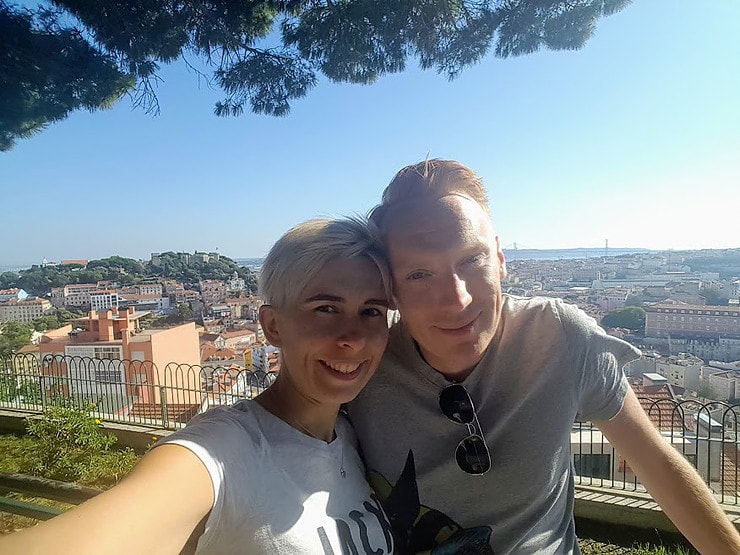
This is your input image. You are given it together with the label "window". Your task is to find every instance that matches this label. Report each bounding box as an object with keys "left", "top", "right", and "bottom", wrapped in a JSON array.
[{"left": 574, "top": 454, "right": 611, "bottom": 479}]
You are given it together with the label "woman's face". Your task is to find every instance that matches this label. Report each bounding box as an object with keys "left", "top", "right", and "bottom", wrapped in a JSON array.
[{"left": 260, "top": 256, "right": 390, "bottom": 407}]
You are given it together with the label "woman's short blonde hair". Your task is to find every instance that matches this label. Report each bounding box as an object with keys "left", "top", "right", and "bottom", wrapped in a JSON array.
[{"left": 259, "top": 217, "right": 391, "bottom": 310}]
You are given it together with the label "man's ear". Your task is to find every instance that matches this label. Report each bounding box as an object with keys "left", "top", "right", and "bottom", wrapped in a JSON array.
[
  {"left": 494, "top": 235, "right": 507, "bottom": 279},
  {"left": 259, "top": 305, "right": 282, "bottom": 347}
]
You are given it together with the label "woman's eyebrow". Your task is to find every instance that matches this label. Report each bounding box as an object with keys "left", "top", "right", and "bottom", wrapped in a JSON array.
[{"left": 304, "top": 294, "right": 344, "bottom": 303}]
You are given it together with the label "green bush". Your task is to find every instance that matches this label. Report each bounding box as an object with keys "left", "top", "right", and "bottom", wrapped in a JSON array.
[{"left": 21, "top": 402, "right": 139, "bottom": 486}]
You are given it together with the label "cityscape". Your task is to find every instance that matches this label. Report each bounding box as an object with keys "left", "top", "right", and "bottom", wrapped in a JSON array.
[
  {"left": 2, "top": 245, "right": 740, "bottom": 545},
  {"left": 2, "top": 245, "right": 739, "bottom": 403}
]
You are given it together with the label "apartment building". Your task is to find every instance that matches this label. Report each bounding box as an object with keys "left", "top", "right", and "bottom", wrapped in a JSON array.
[
  {"left": 121, "top": 283, "right": 163, "bottom": 296},
  {"left": 50, "top": 283, "right": 99, "bottom": 308},
  {"left": 0, "top": 288, "right": 28, "bottom": 302},
  {"left": 199, "top": 279, "right": 227, "bottom": 307},
  {"left": 227, "top": 296, "right": 261, "bottom": 320},
  {"left": 226, "top": 272, "right": 246, "bottom": 293},
  {"left": 654, "top": 354, "right": 702, "bottom": 390},
  {"left": 0, "top": 297, "right": 52, "bottom": 323},
  {"left": 39, "top": 307, "right": 201, "bottom": 411},
  {"left": 119, "top": 293, "right": 170, "bottom": 313},
  {"left": 89, "top": 290, "right": 120, "bottom": 312},
  {"left": 645, "top": 303, "right": 740, "bottom": 338}
]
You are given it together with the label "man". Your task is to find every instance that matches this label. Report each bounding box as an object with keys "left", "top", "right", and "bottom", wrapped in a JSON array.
[{"left": 349, "top": 159, "right": 740, "bottom": 554}]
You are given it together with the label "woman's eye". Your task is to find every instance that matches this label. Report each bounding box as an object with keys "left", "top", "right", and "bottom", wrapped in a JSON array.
[
  {"left": 316, "top": 305, "right": 337, "bottom": 313},
  {"left": 362, "top": 307, "right": 385, "bottom": 317}
]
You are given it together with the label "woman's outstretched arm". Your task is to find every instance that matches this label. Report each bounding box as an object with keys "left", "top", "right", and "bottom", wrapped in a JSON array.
[{"left": 0, "top": 444, "right": 214, "bottom": 555}]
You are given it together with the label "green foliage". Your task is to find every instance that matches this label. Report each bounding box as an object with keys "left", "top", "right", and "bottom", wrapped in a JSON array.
[
  {"left": 693, "top": 381, "right": 721, "bottom": 401},
  {"left": 0, "top": 321, "right": 34, "bottom": 357},
  {"left": 8, "top": 254, "right": 257, "bottom": 297},
  {"left": 699, "top": 284, "right": 730, "bottom": 306},
  {"left": 0, "top": 372, "right": 16, "bottom": 401},
  {"left": 148, "top": 252, "right": 257, "bottom": 292},
  {"left": 176, "top": 302, "right": 193, "bottom": 322},
  {"left": 0, "top": 1, "right": 135, "bottom": 150},
  {"left": 1, "top": 0, "right": 633, "bottom": 149},
  {"left": 31, "top": 314, "right": 60, "bottom": 331},
  {"left": 601, "top": 306, "right": 646, "bottom": 333},
  {"left": 21, "top": 402, "right": 138, "bottom": 485},
  {"left": 579, "top": 542, "right": 693, "bottom": 555},
  {"left": 0, "top": 272, "right": 20, "bottom": 289}
]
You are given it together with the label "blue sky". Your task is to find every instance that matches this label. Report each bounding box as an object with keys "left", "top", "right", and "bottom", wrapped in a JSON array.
[{"left": 2, "top": 1, "right": 739, "bottom": 267}]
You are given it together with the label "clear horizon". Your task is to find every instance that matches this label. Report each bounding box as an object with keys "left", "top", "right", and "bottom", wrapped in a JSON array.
[
  {"left": 5, "top": 246, "right": 738, "bottom": 272},
  {"left": 2, "top": 0, "right": 739, "bottom": 264}
]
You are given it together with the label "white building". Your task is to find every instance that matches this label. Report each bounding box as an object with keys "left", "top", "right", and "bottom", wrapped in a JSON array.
[
  {"left": 0, "top": 298, "right": 52, "bottom": 323},
  {"left": 89, "top": 290, "right": 120, "bottom": 312},
  {"left": 655, "top": 354, "right": 702, "bottom": 390},
  {"left": 0, "top": 288, "right": 28, "bottom": 302}
]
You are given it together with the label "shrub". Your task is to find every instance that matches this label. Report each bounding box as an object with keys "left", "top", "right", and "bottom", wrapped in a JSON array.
[{"left": 21, "top": 402, "right": 138, "bottom": 486}]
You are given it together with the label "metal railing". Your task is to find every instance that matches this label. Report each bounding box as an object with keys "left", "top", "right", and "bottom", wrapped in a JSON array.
[
  {"left": 573, "top": 397, "right": 740, "bottom": 505},
  {"left": 1, "top": 353, "right": 277, "bottom": 430},
  {"left": 2, "top": 353, "right": 738, "bottom": 505}
]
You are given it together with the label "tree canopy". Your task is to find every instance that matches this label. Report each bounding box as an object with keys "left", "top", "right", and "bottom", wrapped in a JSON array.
[
  {"left": 1, "top": 0, "right": 632, "bottom": 150},
  {"left": 2, "top": 254, "right": 257, "bottom": 296},
  {"left": 0, "top": 321, "right": 34, "bottom": 357},
  {"left": 601, "top": 306, "right": 645, "bottom": 333}
]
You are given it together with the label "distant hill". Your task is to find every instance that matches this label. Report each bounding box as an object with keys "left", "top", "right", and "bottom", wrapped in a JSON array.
[{"left": 502, "top": 248, "right": 652, "bottom": 261}]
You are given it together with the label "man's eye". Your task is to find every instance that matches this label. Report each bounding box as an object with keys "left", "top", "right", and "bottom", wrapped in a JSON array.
[
  {"left": 465, "top": 253, "right": 486, "bottom": 265},
  {"left": 316, "top": 305, "right": 338, "bottom": 313},
  {"left": 408, "top": 271, "right": 428, "bottom": 280}
]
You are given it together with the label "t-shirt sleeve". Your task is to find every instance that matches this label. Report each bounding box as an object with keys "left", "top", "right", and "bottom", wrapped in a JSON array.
[
  {"left": 155, "top": 407, "right": 251, "bottom": 538},
  {"left": 555, "top": 300, "right": 642, "bottom": 422}
]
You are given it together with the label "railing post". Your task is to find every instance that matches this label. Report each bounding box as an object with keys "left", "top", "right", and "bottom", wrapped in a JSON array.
[{"left": 160, "top": 386, "right": 169, "bottom": 428}]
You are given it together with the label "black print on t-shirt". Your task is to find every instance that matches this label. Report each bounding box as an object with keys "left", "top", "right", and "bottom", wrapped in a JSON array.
[
  {"left": 369, "top": 450, "right": 494, "bottom": 554},
  {"left": 316, "top": 493, "right": 394, "bottom": 554}
]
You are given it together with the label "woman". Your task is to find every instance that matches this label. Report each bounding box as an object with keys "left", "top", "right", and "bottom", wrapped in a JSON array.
[{"left": 0, "top": 218, "right": 394, "bottom": 554}]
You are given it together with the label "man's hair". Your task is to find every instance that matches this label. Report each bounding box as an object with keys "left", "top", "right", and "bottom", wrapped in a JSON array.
[
  {"left": 259, "top": 217, "right": 391, "bottom": 310},
  {"left": 369, "top": 159, "right": 489, "bottom": 232}
]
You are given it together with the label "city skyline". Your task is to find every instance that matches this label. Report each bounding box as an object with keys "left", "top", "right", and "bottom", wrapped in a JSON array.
[{"left": 2, "top": 0, "right": 739, "bottom": 266}]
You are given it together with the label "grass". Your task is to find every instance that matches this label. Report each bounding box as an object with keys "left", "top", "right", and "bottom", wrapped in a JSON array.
[{"left": 579, "top": 541, "right": 695, "bottom": 554}]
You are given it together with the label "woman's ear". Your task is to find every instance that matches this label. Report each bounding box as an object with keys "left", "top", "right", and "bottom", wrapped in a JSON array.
[{"left": 259, "top": 305, "right": 282, "bottom": 347}]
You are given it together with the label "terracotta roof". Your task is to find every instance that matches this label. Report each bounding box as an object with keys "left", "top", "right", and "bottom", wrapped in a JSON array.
[
  {"left": 630, "top": 381, "right": 686, "bottom": 432},
  {"left": 221, "top": 329, "right": 256, "bottom": 339}
]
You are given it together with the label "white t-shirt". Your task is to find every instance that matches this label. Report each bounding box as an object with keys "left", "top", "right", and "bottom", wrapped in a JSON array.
[{"left": 163, "top": 400, "right": 394, "bottom": 554}]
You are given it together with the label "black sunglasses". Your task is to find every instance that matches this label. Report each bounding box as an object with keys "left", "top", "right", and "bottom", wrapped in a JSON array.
[{"left": 439, "top": 384, "right": 491, "bottom": 475}]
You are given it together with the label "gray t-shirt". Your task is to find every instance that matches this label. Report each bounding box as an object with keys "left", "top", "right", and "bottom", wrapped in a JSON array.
[
  {"left": 348, "top": 295, "right": 641, "bottom": 554},
  {"left": 163, "top": 400, "right": 395, "bottom": 554}
]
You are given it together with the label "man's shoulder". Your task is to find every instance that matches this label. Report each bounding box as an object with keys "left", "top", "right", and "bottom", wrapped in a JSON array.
[{"left": 502, "top": 294, "right": 570, "bottom": 323}]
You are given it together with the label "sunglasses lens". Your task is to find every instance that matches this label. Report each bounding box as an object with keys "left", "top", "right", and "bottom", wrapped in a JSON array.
[
  {"left": 439, "top": 384, "right": 475, "bottom": 424},
  {"left": 456, "top": 434, "right": 491, "bottom": 475}
]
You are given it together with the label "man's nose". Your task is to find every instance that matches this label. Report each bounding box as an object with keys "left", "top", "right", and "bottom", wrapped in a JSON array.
[{"left": 438, "top": 273, "right": 473, "bottom": 310}]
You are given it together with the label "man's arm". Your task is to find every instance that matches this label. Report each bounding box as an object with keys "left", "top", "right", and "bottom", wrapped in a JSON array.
[
  {"left": 595, "top": 389, "right": 740, "bottom": 555},
  {"left": 0, "top": 444, "right": 214, "bottom": 555}
]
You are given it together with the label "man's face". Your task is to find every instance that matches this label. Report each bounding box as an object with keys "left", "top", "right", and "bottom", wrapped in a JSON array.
[{"left": 386, "top": 194, "right": 506, "bottom": 379}]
